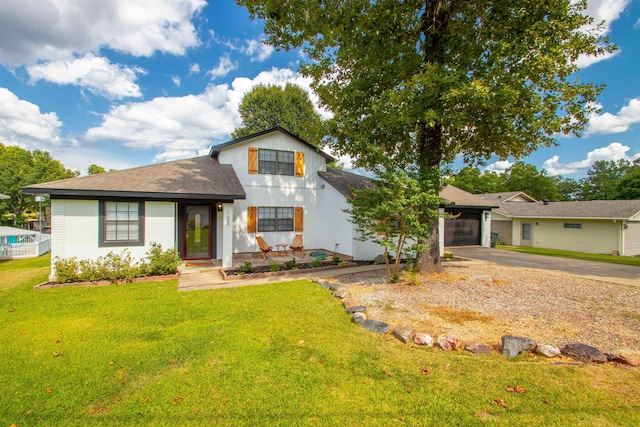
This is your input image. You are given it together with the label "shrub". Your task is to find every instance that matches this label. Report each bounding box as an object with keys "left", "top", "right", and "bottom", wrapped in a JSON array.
[
  {"left": 143, "top": 242, "right": 181, "bottom": 276},
  {"left": 331, "top": 255, "right": 342, "bottom": 265},
  {"left": 284, "top": 258, "right": 297, "bottom": 270},
  {"left": 54, "top": 257, "right": 80, "bottom": 283},
  {"left": 239, "top": 261, "right": 253, "bottom": 274},
  {"left": 310, "top": 259, "right": 323, "bottom": 268},
  {"left": 268, "top": 261, "right": 280, "bottom": 272}
]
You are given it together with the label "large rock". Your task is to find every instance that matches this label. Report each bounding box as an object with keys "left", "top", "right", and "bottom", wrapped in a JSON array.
[
  {"left": 346, "top": 305, "right": 367, "bottom": 315},
  {"left": 392, "top": 327, "right": 415, "bottom": 344},
  {"left": 333, "top": 287, "right": 350, "bottom": 299},
  {"left": 438, "top": 334, "right": 461, "bottom": 351},
  {"left": 466, "top": 342, "right": 492, "bottom": 355},
  {"left": 373, "top": 254, "right": 387, "bottom": 265},
  {"left": 561, "top": 343, "right": 607, "bottom": 363},
  {"left": 352, "top": 312, "right": 367, "bottom": 324},
  {"left": 361, "top": 319, "right": 391, "bottom": 334},
  {"left": 606, "top": 348, "right": 640, "bottom": 367},
  {"left": 316, "top": 279, "right": 332, "bottom": 290},
  {"left": 501, "top": 335, "right": 535, "bottom": 358},
  {"left": 413, "top": 332, "right": 434, "bottom": 347},
  {"left": 535, "top": 344, "right": 561, "bottom": 358}
]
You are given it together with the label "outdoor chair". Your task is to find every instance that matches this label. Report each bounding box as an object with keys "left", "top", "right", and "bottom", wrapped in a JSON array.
[
  {"left": 256, "top": 235, "right": 273, "bottom": 259},
  {"left": 289, "top": 234, "right": 305, "bottom": 256}
]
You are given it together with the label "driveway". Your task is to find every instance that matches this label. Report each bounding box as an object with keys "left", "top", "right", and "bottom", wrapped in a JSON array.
[{"left": 447, "top": 246, "right": 640, "bottom": 287}]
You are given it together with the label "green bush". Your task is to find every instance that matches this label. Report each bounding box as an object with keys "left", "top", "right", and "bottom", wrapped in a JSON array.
[
  {"left": 268, "top": 261, "right": 280, "bottom": 272},
  {"left": 331, "top": 255, "right": 342, "bottom": 265},
  {"left": 310, "top": 259, "right": 323, "bottom": 268},
  {"left": 53, "top": 257, "right": 80, "bottom": 283},
  {"left": 239, "top": 261, "right": 253, "bottom": 274},
  {"left": 143, "top": 242, "right": 181, "bottom": 276},
  {"left": 284, "top": 258, "right": 297, "bottom": 270}
]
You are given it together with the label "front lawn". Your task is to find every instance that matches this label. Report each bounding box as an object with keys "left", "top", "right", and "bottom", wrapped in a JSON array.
[
  {"left": 498, "top": 245, "right": 640, "bottom": 267},
  {"left": 1, "top": 256, "right": 639, "bottom": 425}
]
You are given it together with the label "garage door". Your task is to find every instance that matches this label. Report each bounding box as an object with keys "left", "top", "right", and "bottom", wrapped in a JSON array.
[{"left": 444, "top": 212, "right": 480, "bottom": 246}]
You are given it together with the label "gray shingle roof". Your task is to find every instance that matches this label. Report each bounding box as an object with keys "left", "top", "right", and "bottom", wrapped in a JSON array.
[
  {"left": 23, "top": 156, "right": 246, "bottom": 200},
  {"left": 319, "top": 169, "right": 496, "bottom": 208},
  {"left": 479, "top": 192, "right": 537, "bottom": 203},
  {"left": 496, "top": 199, "right": 640, "bottom": 220}
]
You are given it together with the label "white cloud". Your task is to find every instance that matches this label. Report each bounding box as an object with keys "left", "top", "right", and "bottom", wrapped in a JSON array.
[
  {"left": 587, "top": 98, "right": 640, "bottom": 134},
  {"left": 26, "top": 54, "right": 145, "bottom": 99},
  {"left": 0, "top": 0, "right": 205, "bottom": 67},
  {"left": 0, "top": 87, "right": 62, "bottom": 149},
  {"left": 207, "top": 55, "right": 237, "bottom": 79},
  {"left": 543, "top": 142, "right": 636, "bottom": 175},
  {"left": 171, "top": 76, "right": 181, "bottom": 87},
  {"left": 484, "top": 160, "right": 512, "bottom": 174},
  {"left": 84, "top": 68, "right": 330, "bottom": 161},
  {"left": 189, "top": 63, "right": 201, "bottom": 74},
  {"left": 575, "top": 0, "right": 629, "bottom": 68},
  {"left": 244, "top": 39, "right": 275, "bottom": 62},
  {"left": 635, "top": 17, "right": 640, "bottom": 29}
]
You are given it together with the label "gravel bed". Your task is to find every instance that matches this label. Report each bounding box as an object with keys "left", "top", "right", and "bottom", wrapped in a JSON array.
[{"left": 335, "top": 261, "right": 640, "bottom": 352}]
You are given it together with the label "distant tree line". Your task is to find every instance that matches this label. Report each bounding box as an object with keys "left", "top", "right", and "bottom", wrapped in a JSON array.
[{"left": 446, "top": 159, "right": 640, "bottom": 201}]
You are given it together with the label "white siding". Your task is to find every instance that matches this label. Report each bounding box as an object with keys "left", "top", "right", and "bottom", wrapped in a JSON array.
[
  {"left": 49, "top": 200, "right": 176, "bottom": 278},
  {"left": 624, "top": 222, "right": 640, "bottom": 256}
]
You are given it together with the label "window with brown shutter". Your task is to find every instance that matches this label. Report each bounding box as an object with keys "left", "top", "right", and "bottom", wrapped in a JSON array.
[
  {"left": 248, "top": 147, "right": 258, "bottom": 174},
  {"left": 295, "top": 151, "right": 304, "bottom": 177},
  {"left": 294, "top": 207, "right": 304, "bottom": 232},
  {"left": 247, "top": 206, "right": 257, "bottom": 233}
]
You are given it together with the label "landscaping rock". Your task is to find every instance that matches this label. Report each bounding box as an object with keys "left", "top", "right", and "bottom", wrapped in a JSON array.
[
  {"left": 438, "top": 333, "right": 461, "bottom": 351},
  {"left": 561, "top": 343, "right": 607, "bottom": 363},
  {"left": 361, "top": 319, "right": 391, "bottom": 334},
  {"left": 329, "top": 283, "right": 346, "bottom": 292},
  {"left": 373, "top": 254, "right": 387, "bottom": 265},
  {"left": 352, "top": 312, "right": 367, "bottom": 324},
  {"left": 605, "top": 348, "right": 640, "bottom": 367},
  {"left": 466, "top": 342, "right": 492, "bottom": 355},
  {"left": 333, "top": 289, "right": 349, "bottom": 299},
  {"left": 346, "top": 305, "right": 367, "bottom": 315},
  {"left": 535, "top": 344, "right": 561, "bottom": 358},
  {"left": 501, "top": 335, "right": 535, "bottom": 358},
  {"left": 316, "top": 279, "right": 332, "bottom": 290},
  {"left": 392, "top": 327, "right": 415, "bottom": 344},
  {"left": 413, "top": 332, "right": 434, "bottom": 347}
]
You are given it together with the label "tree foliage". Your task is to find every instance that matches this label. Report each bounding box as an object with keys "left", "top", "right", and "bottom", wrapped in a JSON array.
[
  {"left": 501, "top": 162, "right": 560, "bottom": 201},
  {"left": 578, "top": 159, "right": 632, "bottom": 200},
  {"left": 345, "top": 168, "right": 440, "bottom": 280},
  {"left": 0, "top": 143, "right": 77, "bottom": 225},
  {"left": 446, "top": 166, "right": 504, "bottom": 194},
  {"left": 613, "top": 163, "right": 640, "bottom": 200},
  {"left": 232, "top": 83, "right": 323, "bottom": 146},
  {"left": 240, "top": 0, "right": 611, "bottom": 271}
]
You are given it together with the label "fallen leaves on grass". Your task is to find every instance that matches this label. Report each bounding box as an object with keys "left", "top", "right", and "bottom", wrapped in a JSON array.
[
  {"left": 493, "top": 398, "right": 507, "bottom": 408},
  {"left": 52, "top": 350, "right": 64, "bottom": 357},
  {"left": 46, "top": 387, "right": 52, "bottom": 394},
  {"left": 172, "top": 397, "right": 183, "bottom": 404},
  {"left": 7, "top": 307, "right": 16, "bottom": 312},
  {"left": 506, "top": 385, "right": 528, "bottom": 394},
  {"left": 420, "top": 366, "right": 430, "bottom": 375},
  {"left": 383, "top": 369, "right": 393, "bottom": 377}
]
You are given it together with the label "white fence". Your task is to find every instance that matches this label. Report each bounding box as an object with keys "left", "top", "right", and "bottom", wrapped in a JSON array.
[{"left": 0, "top": 234, "right": 51, "bottom": 259}]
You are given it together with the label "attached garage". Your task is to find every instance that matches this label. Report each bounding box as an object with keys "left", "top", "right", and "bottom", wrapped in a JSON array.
[
  {"left": 444, "top": 209, "right": 481, "bottom": 246},
  {"left": 440, "top": 186, "right": 496, "bottom": 247},
  {"left": 624, "top": 221, "right": 640, "bottom": 256}
]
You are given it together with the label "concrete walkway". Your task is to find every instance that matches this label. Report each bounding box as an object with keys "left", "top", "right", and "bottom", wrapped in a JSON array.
[
  {"left": 448, "top": 246, "right": 640, "bottom": 287},
  {"left": 178, "top": 264, "right": 388, "bottom": 291}
]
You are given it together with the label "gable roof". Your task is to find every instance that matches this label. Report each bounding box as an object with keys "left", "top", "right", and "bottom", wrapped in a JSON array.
[
  {"left": 496, "top": 199, "right": 640, "bottom": 220},
  {"left": 209, "top": 127, "right": 335, "bottom": 162},
  {"left": 480, "top": 191, "right": 537, "bottom": 203},
  {"left": 319, "top": 169, "right": 497, "bottom": 208},
  {"left": 23, "top": 156, "right": 246, "bottom": 201}
]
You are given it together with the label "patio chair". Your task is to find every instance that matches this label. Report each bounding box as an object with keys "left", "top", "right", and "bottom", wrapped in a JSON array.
[
  {"left": 289, "top": 234, "right": 305, "bottom": 256},
  {"left": 256, "top": 235, "right": 273, "bottom": 259}
]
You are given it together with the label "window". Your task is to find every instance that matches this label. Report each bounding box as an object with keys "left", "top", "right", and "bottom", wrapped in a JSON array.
[
  {"left": 258, "top": 207, "right": 294, "bottom": 232},
  {"left": 258, "top": 149, "right": 294, "bottom": 176},
  {"left": 100, "top": 201, "right": 144, "bottom": 246},
  {"left": 564, "top": 223, "right": 582, "bottom": 229},
  {"left": 521, "top": 223, "right": 531, "bottom": 240}
]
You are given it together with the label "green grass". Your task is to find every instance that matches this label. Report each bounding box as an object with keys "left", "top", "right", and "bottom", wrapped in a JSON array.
[
  {"left": 498, "top": 245, "right": 640, "bottom": 267},
  {"left": 1, "top": 256, "right": 640, "bottom": 426}
]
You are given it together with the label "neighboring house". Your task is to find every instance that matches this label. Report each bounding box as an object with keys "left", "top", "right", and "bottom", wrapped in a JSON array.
[
  {"left": 0, "top": 226, "right": 51, "bottom": 259},
  {"left": 480, "top": 192, "right": 640, "bottom": 256},
  {"left": 440, "top": 185, "right": 497, "bottom": 247},
  {"left": 23, "top": 127, "right": 496, "bottom": 280}
]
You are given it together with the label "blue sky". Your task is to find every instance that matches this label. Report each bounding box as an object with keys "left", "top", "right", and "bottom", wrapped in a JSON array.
[{"left": 0, "top": 0, "right": 638, "bottom": 178}]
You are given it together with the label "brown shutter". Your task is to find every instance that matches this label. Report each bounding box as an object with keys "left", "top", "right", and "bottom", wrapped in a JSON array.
[
  {"left": 248, "top": 147, "right": 258, "bottom": 174},
  {"left": 294, "top": 207, "right": 304, "bottom": 232},
  {"left": 295, "top": 151, "right": 304, "bottom": 177},
  {"left": 248, "top": 206, "right": 257, "bottom": 233}
]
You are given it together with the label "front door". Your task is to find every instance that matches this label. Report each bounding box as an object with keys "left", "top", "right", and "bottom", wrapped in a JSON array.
[
  {"left": 521, "top": 222, "right": 532, "bottom": 247},
  {"left": 184, "top": 205, "right": 211, "bottom": 259}
]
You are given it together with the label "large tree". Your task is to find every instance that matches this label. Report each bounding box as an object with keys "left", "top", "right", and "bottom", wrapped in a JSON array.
[
  {"left": 447, "top": 166, "right": 504, "bottom": 195},
  {"left": 232, "top": 83, "right": 323, "bottom": 146},
  {"left": 613, "top": 162, "right": 640, "bottom": 200},
  {"left": 502, "top": 162, "right": 560, "bottom": 201},
  {"left": 0, "top": 144, "right": 77, "bottom": 225},
  {"left": 578, "top": 159, "right": 632, "bottom": 200},
  {"left": 241, "top": 0, "right": 611, "bottom": 271}
]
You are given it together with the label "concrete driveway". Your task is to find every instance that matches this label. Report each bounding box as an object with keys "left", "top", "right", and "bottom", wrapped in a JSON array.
[{"left": 447, "top": 246, "right": 640, "bottom": 287}]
